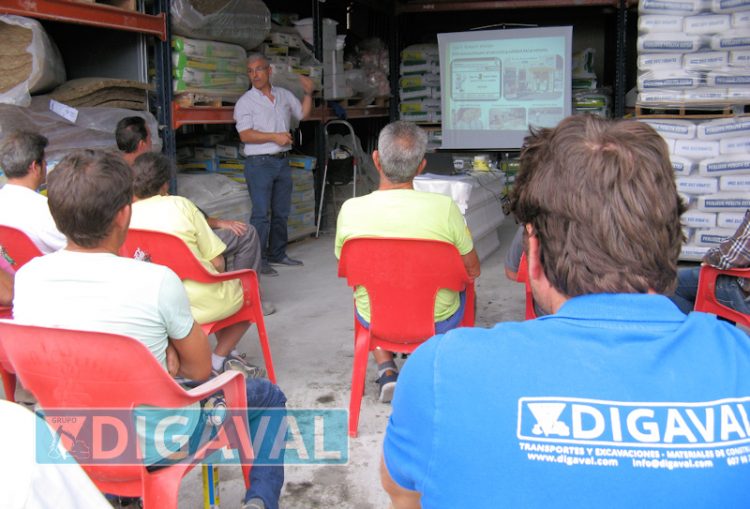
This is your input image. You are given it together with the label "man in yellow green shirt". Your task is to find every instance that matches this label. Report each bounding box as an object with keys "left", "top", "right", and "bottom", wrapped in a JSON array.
[{"left": 334, "top": 121, "right": 480, "bottom": 403}]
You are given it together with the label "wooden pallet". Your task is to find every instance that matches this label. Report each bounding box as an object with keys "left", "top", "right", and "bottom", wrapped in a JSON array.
[
  {"left": 174, "top": 93, "right": 227, "bottom": 108},
  {"left": 636, "top": 102, "right": 750, "bottom": 119},
  {"left": 323, "top": 95, "right": 390, "bottom": 108},
  {"left": 74, "top": 0, "right": 136, "bottom": 10}
]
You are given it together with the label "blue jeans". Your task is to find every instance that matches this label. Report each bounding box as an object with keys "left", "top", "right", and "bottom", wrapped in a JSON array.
[
  {"left": 243, "top": 378, "right": 286, "bottom": 508},
  {"left": 173, "top": 378, "right": 286, "bottom": 509},
  {"left": 244, "top": 155, "right": 293, "bottom": 262},
  {"left": 670, "top": 266, "right": 750, "bottom": 315},
  {"left": 355, "top": 291, "right": 467, "bottom": 334}
]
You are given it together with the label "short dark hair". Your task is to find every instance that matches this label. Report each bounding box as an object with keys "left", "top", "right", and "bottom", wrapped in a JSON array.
[
  {"left": 115, "top": 116, "right": 148, "bottom": 154},
  {"left": 47, "top": 150, "right": 133, "bottom": 248},
  {"left": 132, "top": 152, "right": 171, "bottom": 199},
  {"left": 0, "top": 131, "right": 48, "bottom": 178},
  {"left": 510, "top": 114, "right": 685, "bottom": 296}
]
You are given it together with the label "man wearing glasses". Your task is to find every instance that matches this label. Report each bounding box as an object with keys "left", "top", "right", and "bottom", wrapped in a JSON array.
[{"left": 234, "top": 54, "right": 314, "bottom": 276}]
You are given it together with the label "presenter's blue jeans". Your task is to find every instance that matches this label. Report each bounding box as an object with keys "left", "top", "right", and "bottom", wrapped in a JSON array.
[
  {"left": 669, "top": 266, "right": 750, "bottom": 315},
  {"left": 244, "top": 155, "right": 292, "bottom": 263}
]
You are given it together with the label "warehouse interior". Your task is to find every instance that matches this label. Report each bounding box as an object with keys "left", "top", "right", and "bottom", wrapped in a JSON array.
[{"left": 1, "top": 0, "right": 749, "bottom": 506}]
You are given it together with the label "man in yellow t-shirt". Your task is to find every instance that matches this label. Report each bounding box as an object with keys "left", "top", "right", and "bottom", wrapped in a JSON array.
[
  {"left": 129, "top": 152, "right": 261, "bottom": 377},
  {"left": 334, "top": 121, "right": 481, "bottom": 403}
]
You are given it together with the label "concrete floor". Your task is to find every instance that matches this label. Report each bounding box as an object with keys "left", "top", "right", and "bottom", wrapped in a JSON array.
[
  {"left": 5, "top": 218, "right": 525, "bottom": 508},
  {"left": 184, "top": 218, "right": 525, "bottom": 509}
]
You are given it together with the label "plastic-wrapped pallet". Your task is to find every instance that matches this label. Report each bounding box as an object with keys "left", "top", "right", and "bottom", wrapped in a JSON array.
[
  {"left": 171, "top": 0, "right": 270, "bottom": 50},
  {"left": 0, "top": 97, "right": 160, "bottom": 166},
  {"left": 636, "top": 0, "right": 750, "bottom": 110},
  {"left": 641, "top": 117, "right": 750, "bottom": 260},
  {"left": 0, "top": 15, "right": 66, "bottom": 107},
  {"left": 399, "top": 44, "right": 441, "bottom": 123}
]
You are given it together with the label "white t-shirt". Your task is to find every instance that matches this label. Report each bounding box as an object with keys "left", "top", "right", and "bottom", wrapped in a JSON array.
[
  {"left": 233, "top": 86, "right": 303, "bottom": 155},
  {"left": 0, "top": 184, "right": 67, "bottom": 254},
  {"left": 13, "top": 250, "right": 194, "bottom": 367},
  {"left": 13, "top": 250, "right": 199, "bottom": 465},
  {"left": 0, "top": 400, "right": 112, "bottom": 509}
]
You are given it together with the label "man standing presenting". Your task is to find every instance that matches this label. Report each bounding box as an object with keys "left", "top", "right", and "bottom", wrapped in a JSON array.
[
  {"left": 0, "top": 131, "right": 66, "bottom": 253},
  {"left": 382, "top": 115, "right": 750, "bottom": 508},
  {"left": 234, "top": 54, "right": 314, "bottom": 275},
  {"left": 335, "top": 121, "right": 480, "bottom": 403}
]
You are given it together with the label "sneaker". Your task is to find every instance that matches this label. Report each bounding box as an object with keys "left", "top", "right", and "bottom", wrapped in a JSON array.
[
  {"left": 259, "top": 262, "right": 278, "bottom": 277},
  {"left": 215, "top": 353, "right": 267, "bottom": 379},
  {"left": 242, "top": 498, "right": 266, "bottom": 509},
  {"left": 269, "top": 255, "right": 303, "bottom": 267},
  {"left": 376, "top": 369, "right": 398, "bottom": 403},
  {"left": 261, "top": 300, "right": 276, "bottom": 316}
]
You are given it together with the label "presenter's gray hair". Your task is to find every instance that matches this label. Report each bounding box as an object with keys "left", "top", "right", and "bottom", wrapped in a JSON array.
[
  {"left": 377, "top": 121, "right": 428, "bottom": 184},
  {"left": 247, "top": 53, "right": 268, "bottom": 65}
]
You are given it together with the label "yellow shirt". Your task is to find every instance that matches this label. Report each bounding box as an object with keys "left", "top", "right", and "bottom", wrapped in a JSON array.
[
  {"left": 334, "top": 189, "right": 474, "bottom": 322},
  {"left": 130, "top": 195, "right": 243, "bottom": 323}
]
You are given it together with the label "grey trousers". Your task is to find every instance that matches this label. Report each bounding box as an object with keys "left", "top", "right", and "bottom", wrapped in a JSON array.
[{"left": 214, "top": 225, "right": 262, "bottom": 273}]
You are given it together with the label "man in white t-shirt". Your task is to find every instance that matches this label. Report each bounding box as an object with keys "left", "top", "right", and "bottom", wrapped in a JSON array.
[
  {"left": 13, "top": 149, "right": 286, "bottom": 509},
  {"left": 0, "top": 131, "right": 67, "bottom": 253},
  {"left": 0, "top": 400, "right": 112, "bottom": 509}
]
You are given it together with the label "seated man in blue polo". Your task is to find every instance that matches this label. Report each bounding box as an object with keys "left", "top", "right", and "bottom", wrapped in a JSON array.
[
  {"left": 334, "top": 120, "right": 480, "bottom": 403},
  {"left": 381, "top": 115, "right": 750, "bottom": 508}
]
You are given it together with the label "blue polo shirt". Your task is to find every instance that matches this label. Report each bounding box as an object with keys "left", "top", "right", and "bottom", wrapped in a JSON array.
[{"left": 384, "top": 294, "right": 750, "bottom": 508}]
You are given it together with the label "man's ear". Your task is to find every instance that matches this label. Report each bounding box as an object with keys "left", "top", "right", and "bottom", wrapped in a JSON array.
[
  {"left": 526, "top": 223, "right": 567, "bottom": 314},
  {"left": 415, "top": 158, "right": 427, "bottom": 176},
  {"left": 526, "top": 224, "right": 544, "bottom": 282},
  {"left": 372, "top": 150, "right": 382, "bottom": 172},
  {"left": 114, "top": 203, "right": 132, "bottom": 231}
]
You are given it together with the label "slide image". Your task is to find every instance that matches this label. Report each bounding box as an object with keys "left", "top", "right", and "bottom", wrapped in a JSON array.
[
  {"left": 528, "top": 107, "right": 565, "bottom": 128},
  {"left": 453, "top": 107, "right": 484, "bottom": 130},
  {"left": 451, "top": 58, "right": 502, "bottom": 101},
  {"left": 489, "top": 108, "right": 527, "bottom": 130},
  {"left": 503, "top": 55, "right": 564, "bottom": 101}
]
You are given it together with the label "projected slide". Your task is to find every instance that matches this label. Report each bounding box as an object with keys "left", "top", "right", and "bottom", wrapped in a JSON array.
[{"left": 438, "top": 27, "right": 572, "bottom": 150}]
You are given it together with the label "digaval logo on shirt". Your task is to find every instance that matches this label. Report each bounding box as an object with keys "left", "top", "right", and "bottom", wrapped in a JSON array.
[{"left": 518, "top": 396, "right": 750, "bottom": 447}]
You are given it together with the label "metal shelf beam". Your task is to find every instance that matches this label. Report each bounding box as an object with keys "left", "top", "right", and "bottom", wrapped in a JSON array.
[{"left": 0, "top": 0, "right": 166, "bottom": 39}]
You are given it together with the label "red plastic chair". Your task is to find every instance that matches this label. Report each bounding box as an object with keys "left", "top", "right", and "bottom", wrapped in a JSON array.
[
  {"left": 338, "top": 237, "right": 476, "bottom": 437},
  {"left": 0, "top": 320, "right": 252, "bottom": 509},
  {"left": 516, "top": 253, "right": 538, "bottom": 320},
  {"left": 0, "top": 224, "right": 44, "bottom": 269},
  {"left": 694, "top": 265, "right": 750, "bottom": 327},
  {"left": 119, "top": 228, "right": 276, "bottom": 384},
  {"left": 0, "top": 224, "right": 44, "bottom": 400}
]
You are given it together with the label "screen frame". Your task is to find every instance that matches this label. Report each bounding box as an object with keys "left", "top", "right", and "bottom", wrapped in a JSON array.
[{"left": 438, "top": 26, "right": 573, "bottom": 150}]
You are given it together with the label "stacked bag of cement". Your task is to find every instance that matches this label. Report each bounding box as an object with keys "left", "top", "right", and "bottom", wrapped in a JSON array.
[
  {"left": 642, "top": 116, "right": 750, "bottom": 260},
  {"left": 172, "top": 35, "right": 249, "bottom": 104},
  {"left": 637, "top": 0, "right": 750, "bottom": 107},
  {"left": 399, "top": 44, "right": 441, "bottom": 124}
]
